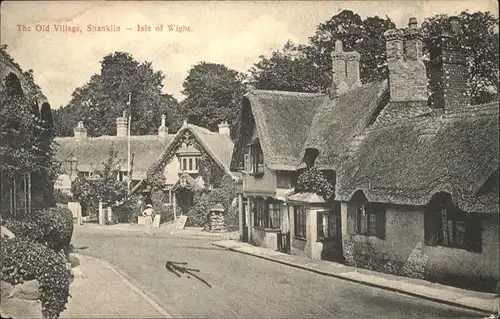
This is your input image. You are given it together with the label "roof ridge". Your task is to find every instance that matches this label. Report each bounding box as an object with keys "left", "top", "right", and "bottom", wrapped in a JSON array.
[{"left": 246, "top": 89, "right": 326, "bottom": 97}]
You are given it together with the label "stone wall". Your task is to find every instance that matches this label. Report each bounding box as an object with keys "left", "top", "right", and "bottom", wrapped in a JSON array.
[
  {"left": 0, "top": 280, "right": 42, "bottom": 318},
  {"left": 340, "top": 201, "right": 500, "bottom": 292}
]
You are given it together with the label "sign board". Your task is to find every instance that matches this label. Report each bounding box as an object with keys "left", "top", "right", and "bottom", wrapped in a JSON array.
[{"left": 176, "top": 215, "right": 188, "bottom": 230}]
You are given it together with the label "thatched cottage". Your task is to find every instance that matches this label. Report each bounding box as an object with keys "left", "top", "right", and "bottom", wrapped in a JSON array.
[{"left": 231, "top": 18, "right": 499, "bottom": 292}]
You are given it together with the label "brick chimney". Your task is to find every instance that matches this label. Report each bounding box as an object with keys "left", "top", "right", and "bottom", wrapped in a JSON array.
[
  {"left": 429, "top": 16, "right": 470, "bottom": 110},
  {"left": 384, "top": 18, "right": 427, "bottom": 102},
  {"left": 331, "top": 40, "right": 361, "bottom": 97},
  {"left": 158, "top": 114, "right": 168, "bottom": 137},
  {"left": 116, "top": 111, "right": 128, "bottom": 137},
  {"left": 74, "top": 121, "right": 87, "bottom": 138},
  {"left": 218, "top": 121, "right": 230, "bottom": 136}
]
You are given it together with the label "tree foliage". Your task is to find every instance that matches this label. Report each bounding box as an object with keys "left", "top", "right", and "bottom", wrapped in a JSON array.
[
  {"left": 53, "top": 52, "right": 183, "bottom": 137},
  {"left": 421, "top": 11, "right": 499, "bottom": 104},
  {"left": 0, "top": 46, "right": 59, "bottom": 208},
  {"left": 70, "top": 144, "right": 127, "bottom": 216},
  {"left": 180, "top": 62, "right": 248, "bottom": 139},
  {"left": 250, "top": 11, "right": 395, "bottom": 92}
]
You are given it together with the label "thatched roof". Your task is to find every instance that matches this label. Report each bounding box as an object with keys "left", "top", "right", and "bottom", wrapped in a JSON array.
[
  {"left": 232, "top": 90, "right": 326, "bottom": 171},
  {"left": 303, "top": 80, "right": 389, "bottom": 169},
  {"left": 336, "top": 102, "right": 499, "bottom": 214},
  {"left": 55, "top": 135, "right": 174, "bottom": 179}
]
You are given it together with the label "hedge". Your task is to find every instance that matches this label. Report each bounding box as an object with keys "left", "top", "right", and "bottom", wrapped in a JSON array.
[
  {"left": 1, "top": 207, "right": 74, "bottom": 255},
  {"left": 0, "top": 237, "right": 70, "bottom": 318}
]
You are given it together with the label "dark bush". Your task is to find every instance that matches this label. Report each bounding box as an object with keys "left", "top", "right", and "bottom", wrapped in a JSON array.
[
  {"left": 225, "top": 205, "right": 239, "bottom": 232},
  {"left": 0, "top": 237, "right": 70, "bottom": 318},
  {"left": 113, "top": 195, "right": 142, "bottom": 224},
  {"left": 2, "top": 207, "right": 74, "bottom": 255},
  {"left": 1, "top": 217, "right": 44, "bottom": 243},
  {"left": 53, "top": 189, "right": 72, "bottom": 204},
  {"left": 35, "top": 207, "right": 74, "bottom": 255}
]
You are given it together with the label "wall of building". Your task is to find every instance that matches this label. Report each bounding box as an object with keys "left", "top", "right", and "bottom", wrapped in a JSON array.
[
  {"left": 288, "top": 204, "right": 326, "bottom": 260},
  {"left": 340, "top": 201, "right": 499, "bottom": 291},
  {"left": 424, "top": 215, "right": 499, "bottom": 280},
  {"left": 163, "top": 156, "right": 181, "bottom": 185},
  {"left": 243, "top": 166, "right": 277, "bottom": 196},
  {"left": 251, "top": 227, "right": 279, "bottom": 250}
]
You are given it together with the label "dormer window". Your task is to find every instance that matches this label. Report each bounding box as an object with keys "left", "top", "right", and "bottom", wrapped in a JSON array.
[
  {"left": 176, "top": 143, "right": 201, "bottom": 173},
  {"left": 244, "top": 138, "right": 264, "bottom": 176}
]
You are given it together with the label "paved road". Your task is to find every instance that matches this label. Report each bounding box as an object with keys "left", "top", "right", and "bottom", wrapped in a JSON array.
[{"left": 72, "top": 227, "right": 486, "bottom": 319}]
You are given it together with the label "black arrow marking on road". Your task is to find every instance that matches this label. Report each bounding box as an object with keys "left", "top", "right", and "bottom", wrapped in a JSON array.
[{"left": 165, "top": 261, "right": 212, "bottom": 288}]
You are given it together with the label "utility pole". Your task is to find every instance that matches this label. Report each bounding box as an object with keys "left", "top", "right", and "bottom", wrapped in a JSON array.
[{"left": 127, "top": 92, "right": 132, "bottom": 194}]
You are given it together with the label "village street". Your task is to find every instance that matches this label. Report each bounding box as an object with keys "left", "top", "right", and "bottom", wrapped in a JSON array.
[{"left": 71, "top": 227, "right": 484, "bottom": 318}]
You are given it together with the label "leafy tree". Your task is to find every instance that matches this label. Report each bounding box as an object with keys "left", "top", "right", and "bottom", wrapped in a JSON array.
[
  {"left": 54, "top": 52, "right": 182, "bottom": 137},
  {"left": 1, "top": 46, "right": 59, "bottom": 210},
  {"left": 249, "top": 41, "right": 327, "bottom": 92},
  {"left": 70, "top": 144, "right": 127, "bottom": 217},
  {"left": 250, "top": 10, "right": 395, "bottom": 92},
  {"left": 180, "top": 62, "right": 248, "bottom": 139},
  {"left": 421, "top": 11, "right": 499, "bottom": 105}
]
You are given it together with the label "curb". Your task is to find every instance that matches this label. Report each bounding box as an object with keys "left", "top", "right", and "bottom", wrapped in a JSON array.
[
  {"left": 212, "top": 243, "right": 495, "bottom": 315},
  {"left": 72, "top": 254, "right": 172, "bottom": 318}
]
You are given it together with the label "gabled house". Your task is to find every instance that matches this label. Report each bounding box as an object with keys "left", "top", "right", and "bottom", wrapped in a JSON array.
[
  {"left": 231, "top": 17, "right": 499, "bottom": 291},
  {"left": 0, "top": 49, "right": 54, "bottom": 217},
  {"left": 131, "top": 119, "right": 237, "bottom": 218}
]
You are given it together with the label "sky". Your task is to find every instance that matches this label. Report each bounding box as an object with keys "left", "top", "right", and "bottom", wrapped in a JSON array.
[{"left": 1, "top": 0, "right": 498, "bottom": 108}]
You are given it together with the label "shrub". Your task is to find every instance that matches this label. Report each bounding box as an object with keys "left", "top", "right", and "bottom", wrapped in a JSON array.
[
  {"left": 0, "top": 237, "right": 70, "bottom": 318},
  {"left": 225, "top": 205, "right": 239, "bottom": 232},
  {"left": 35, "top": 207, "right": 74, "bottom": 255},
  {"left": 2, "top": 207, "right": 74, "bottom": 255},
  {"left": 113, "top": 195, "right": 142, "bottom": 224},
  {"left": 53, "top": 189, "right": 72, "bottom": 205},
  {"left": 296, "top": 168, "right": 335, "bottom": 200},
  {"left": 1, "top": 217, "right": 45, "bottom": 243}
]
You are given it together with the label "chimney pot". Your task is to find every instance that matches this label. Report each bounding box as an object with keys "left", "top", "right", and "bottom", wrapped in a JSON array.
[
  {"left": 408, "top": 17, "right": 418, "bottom": 29},
  {"left": 218, "top": 122, "right": 231, "bottom": 136},
  {"left": 158, "top": 114, "right": 168, "bottom": 137},
  {"left": 334, "top": 40, "right": 343, "bottom": 52},
  {"left": 74, "top": 121, "right": 87, "bottom": 138},
  {"left": 116, "top": 115, "right": 128, "bottom": 137}
]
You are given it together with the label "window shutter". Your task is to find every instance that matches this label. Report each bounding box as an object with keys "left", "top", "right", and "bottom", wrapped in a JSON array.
[
  {"left": 346, "top": 204, "right": 356, "bottom": 235},
  {"left": 424, "top": 209, "right": 438, "bottom": 246},
  {"left": 465, "top": 216, "right": 482, "bottom": 253},
  {"left": 376, "top": 208, "right": 386, "bottom": 240}
]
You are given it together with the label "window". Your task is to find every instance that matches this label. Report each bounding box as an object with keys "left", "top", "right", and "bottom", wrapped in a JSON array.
[
  {"left": 250, "top": 143, "right": 264, "bottom": 175},
  {"left": 294, "top": 205, "right": 307, "bottom": 239},
  {"left": 268, "top": 202, "right": 281, "bottom": 229},
  {"left": 180, "top": 156, "right": 199, "bottom": 172},
  {"left": 253, "top": 198, "right": 267, "bottom": 227},
  {"left": 354, "top": 203, "right": 386, "bottom": 239},
  {"left": 425, "top": 197, "right": 481, "bottom": 252},
  {"left": 317, "top": 209, "right": 341, "bottom": 241},
  {"left": 253, "top": 199, "right": 281, "bottom": 229}
]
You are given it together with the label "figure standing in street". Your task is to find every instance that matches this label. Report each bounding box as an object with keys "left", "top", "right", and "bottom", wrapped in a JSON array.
[{"left": 142, "top": 204, "right": 154, "bottom": 235}]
